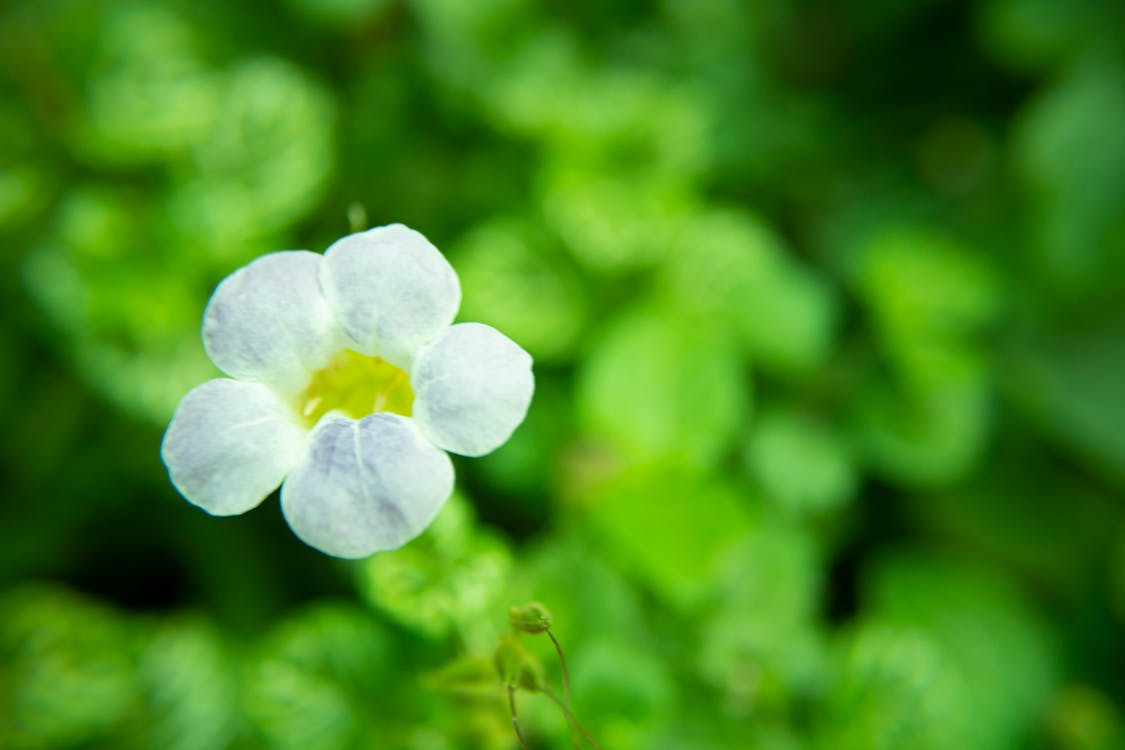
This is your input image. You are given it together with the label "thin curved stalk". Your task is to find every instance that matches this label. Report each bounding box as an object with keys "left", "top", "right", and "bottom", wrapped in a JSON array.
[
  {"left": 546, "top": 628, "right": 579, "bottom": 749},
  {"left": 507, "top": 685, "right": 530, "bottom": 750},
  {"left": 541, "top": 685, "right": 603, "bottom": 750}
]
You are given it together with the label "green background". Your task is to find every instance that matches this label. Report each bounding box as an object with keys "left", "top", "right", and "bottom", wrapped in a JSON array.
[{"left": 2, "top": 0, "right": 1124, "bottom": 748}]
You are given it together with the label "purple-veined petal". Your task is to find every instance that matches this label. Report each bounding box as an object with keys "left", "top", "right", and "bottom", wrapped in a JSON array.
[{"left": 280, "top": 413, "right": 454, "bottom": 558}]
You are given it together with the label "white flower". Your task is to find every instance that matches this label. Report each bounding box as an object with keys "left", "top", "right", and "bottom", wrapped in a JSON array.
[{"left": 160, "top": 224, "right": 534, "bottom": 558}]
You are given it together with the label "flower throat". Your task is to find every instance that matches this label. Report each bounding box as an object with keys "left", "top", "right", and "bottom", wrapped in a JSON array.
[{"left": 295, "top": 349, "right": 413, "bottom": 427}]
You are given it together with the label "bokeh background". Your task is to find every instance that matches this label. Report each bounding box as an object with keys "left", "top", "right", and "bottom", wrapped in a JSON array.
[{"left": 2, "top": 0, "right": 1124, "bottom": 748}]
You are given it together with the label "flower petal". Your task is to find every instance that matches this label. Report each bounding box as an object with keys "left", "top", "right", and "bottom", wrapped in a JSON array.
[
  {"left": 280, "top": 413, "right": 454, "bottom": 558},
  {"left": 161, "top": 379, "right": 308, "bottom": 516},
  {"left": 203, "top": 250, "right": 345, "bottom": 394},
  {"left": 319, "top": 224, "right": 461, "bottom": 368},
  {"left": 411, "top": 322, "right": 534, "bottom": 457}
]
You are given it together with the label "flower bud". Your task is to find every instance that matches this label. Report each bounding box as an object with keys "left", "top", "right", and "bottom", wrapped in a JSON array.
[
  {"left": 509, "top": 601, "right": 553, "bottom": 634},
  {"left": 494, "top": 634, "right": 545, "bottom": 691}
]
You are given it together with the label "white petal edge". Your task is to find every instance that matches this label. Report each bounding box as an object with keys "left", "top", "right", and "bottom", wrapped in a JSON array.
[
  {"left": 318, "top": 224, "right": 461, "bottom": 369},
  {"left": 161, "top": 379, "right": 308, "bottom": 516},
  {"left": 411, "top": 322, "right": 535, "bottom": 457},
  {"left": 203, "top": 250, "right": 346, "bottom": 395},
  {"left": 280, "top": 413, "right": 455, "bottom": 559}
]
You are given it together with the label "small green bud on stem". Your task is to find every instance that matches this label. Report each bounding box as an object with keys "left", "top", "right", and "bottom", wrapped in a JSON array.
[
  {"left": 495, "top": 634, "right": 545, "bottom": 692},
  {"left": 495, "top": 635, "right": 546, "bottom": 750},
  {"left": 498, "top": 602, "right": 601, "bottom": 748},
  {"left": 509, "top": 601, "right": 553, "bottom": 633}
]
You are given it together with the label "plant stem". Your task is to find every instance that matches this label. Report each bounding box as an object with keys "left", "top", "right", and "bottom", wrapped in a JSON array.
[
  {"left": 546, "top": 628, "right": 571, "bottom": 706},
  {"left": 541, "top": 685, "right": 603, "bottom": 750},
  {"left": 545, "top": 627, "right": 579, "bottom": 749},
  {"left": 507, "top": 685, "right": 530, "bottom": 750}
]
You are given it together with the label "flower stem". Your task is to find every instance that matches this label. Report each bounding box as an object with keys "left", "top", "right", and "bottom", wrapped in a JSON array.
[
  {"left": 507, "top": 685, "right": 530, "bottom": 750},
  {"left": 540, "top": 684, "right": 602, "bottom": 750},
  {"left": 546, "top": 627, "right": 579, "bottom": 749}
]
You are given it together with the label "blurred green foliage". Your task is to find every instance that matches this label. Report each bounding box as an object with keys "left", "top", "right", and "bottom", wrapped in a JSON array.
[{"left": 1, "top": 0, "right": 1124, "bottom": 748}]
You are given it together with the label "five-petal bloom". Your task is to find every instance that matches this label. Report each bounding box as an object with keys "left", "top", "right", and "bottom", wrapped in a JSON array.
[{"left": 161, "top": 224, "right": 534, "bottom": 558}]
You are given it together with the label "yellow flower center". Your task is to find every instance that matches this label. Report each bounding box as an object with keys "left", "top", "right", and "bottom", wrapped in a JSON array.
[{"left": 295, "top": 349, "right": 414, "bottom": 427}]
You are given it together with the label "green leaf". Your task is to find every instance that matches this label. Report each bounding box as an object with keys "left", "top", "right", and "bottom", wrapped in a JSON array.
[
  {"left": 167, "top": 57, "right": 336, "bottom": 260},
  {"left": 452, "top": 216, "right": 588, "bottom": 363},
  {"left": 541, "top": 162, "right": 694, "bottom": 275},
  {"left": 854, "top": 368, "right": 992, "bottom": 487},
  {"left": 818, "top": 555, "right": 1056, "bottom": 750},
  {"left": 569, "top": 637, "right": 675, "bottom": 725},
  {"left": 1014, "top": 54, "right": 1125, "bottom": 300},
  {"left": 77, "top": 3, "right": 222, "bottom": 163},
  {"left": 577, "top": 304, "right": 749, "bottom": 471},
  {"left": 698, "top": 516, "right": 826, "bottom": 708},
  {"left": 245, "top": 603, "right": 394, "bottom": 750},
  {"left": 660, "top": 209, "right": 839, "bottom": 376},
  {"left": 0, "top": 585, "right": 140, "bottom": 748},
  {"left": 22, "top": 188, "right": 216, "bottom": 424},
  {"left": 132, "top": 618, "right": 241, "bottom": 750},
  {"left": 745, "top": 407, "right": 858, "bottom": 513},
  {"left": 509, "top": 533, "right": 648, "bottom": 648},
  {"left": 1006, "top": 315, "right": 1125, "bottom": 489},
  {"left": 587, "top": 472, "right": 753, "bottom": 610},
  {"left": 356, "top": 493, "right": 513, "bottom": 648},
  {"left": 853, "top": 228, "right": 1000, "bottom": 357},
  {"left": 817, "top": 622, "right": 950, "bottom": 750}
]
